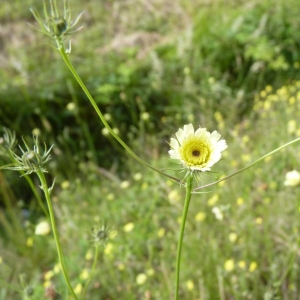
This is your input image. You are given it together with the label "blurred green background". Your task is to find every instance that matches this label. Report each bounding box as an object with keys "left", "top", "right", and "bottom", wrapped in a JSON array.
[{"left": 0, "top": 0, "right": 300, "bottom": 299}]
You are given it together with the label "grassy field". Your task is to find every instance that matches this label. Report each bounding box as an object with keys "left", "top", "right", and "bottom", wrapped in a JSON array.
[{"left": 1, "top": 0, "right": 300, "bottom": 299}]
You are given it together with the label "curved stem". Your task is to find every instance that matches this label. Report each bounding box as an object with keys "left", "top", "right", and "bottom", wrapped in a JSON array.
[
  {"left": 193, "top": 136, "right": 300, "bottom": 191},
  {"left": 174, "top": 174, "right": 194, "bottom": 300},
  {"left": 36, "top": 170, "right": 78, "bottom": 300},
  {"left": 82, "top": 246, "right": 99, "bottom": 298},
  {"left": 55, "top": 40, "right": 180, "bottom": 183}
]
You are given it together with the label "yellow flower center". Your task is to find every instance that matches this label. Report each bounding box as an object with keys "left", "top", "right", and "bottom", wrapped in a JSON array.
[{"left": 179, "top": 136, "right": 211, "bottom": 167}]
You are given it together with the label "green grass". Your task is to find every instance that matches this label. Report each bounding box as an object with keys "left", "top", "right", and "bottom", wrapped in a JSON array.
[{"left": 1, "top": 0, "right": 300, "bottom": 299}]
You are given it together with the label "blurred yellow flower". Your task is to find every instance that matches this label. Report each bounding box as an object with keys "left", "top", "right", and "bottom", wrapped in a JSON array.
[
  {"left": 265, "top": 85, "right": 273, "bottom": 93},
  {"left": 289, "top": 96, "right": 296, "bottom": 105},
  {"left": 61, "top": 180, "right": 70, "bottom": 189},
  {"left": 85, "top": 249, "right": 93, "bottom": 261},
  {"left": 104, "top": 113, "right": 111, "bottom": 121},
  {"left": 74, "top": 283, "right": 82, "bottom": 295},
  {"left": 141, "top": 182, "right": 149, "bottom": 190},
  {"left": 224, "top": 259, "right": 235, "bottom": 272},
  {"left": 80, "top": 269, "right": 89, "bottom": 281},
  {"left": 35, "top": 220, "right": 51, "bottom": 235},
  {"left": 260, "top": 90, "right": 267, "bottom": 98},
  {"left": 195, "top": 211, "right": 206, "bottom": 222},
  {"left": 53, "top": 264, "right": 61, "bottom": 273},
  {"left": 133, "top": 173, "right": 142, "bottom": 181},
  {"left": 141, "top": 112, "right": 150, "bottom": 121},
  {"left": 66, "top": 102, "right": 76, "bottom": 111},
  {"left": 269, "top": 181, "right": 277, "bottom": 189},
  {"left": 120, "top": 181, "right": 130, "bottom": 189},
  {"left": 43, "top": 280, "right": 51, "bottom": 288},
  {"left": 44, "top": 270, "right": 54, "bottom": 281},
  {"left": 241, "top": 154, "right": 251, "bottom": 163},
  {"left": 230, "top": 160, "right": 238, "bottom": 167},
  {"left": 168, "top": 190, "right": 180, "bottom": 204},
  {"left": 228, "top": 232, "right": 238, "bottom": 243},
  {"left": 104, "top": 243, "right": 114, "bottom": 256},
  {"left": 287, "top": 120, "right": 297, "bottom": 134},
  {"left": 264, "top": 156, "right": 272, "bottom": 163},
  {"left": 106, "top": 193, "right": 115, "bottom": 201},
  {"left": 208, "top": 194, "right": 219, "bottom": 206},
  {"left": 284, "top": 170, "right": 300, "bottom": 187},
  {"left": 32, "top": 128, "right": 41, "bottom": 136},
  {"left": 187, "top": 114, "right": 194, "bottom": 122},
  {"left": 101, "top": 127, "right": 109, "bottom": 136},
  {"left": 112, "top": 128, "right": 119, "bottom": 135},
  {"left": 147, "top": 268, "right": 155, "bottom": 276},
  {"left": 157, "top": 228, "right": 166, "bottom": 238},
  {"left": 238, "top": 260, "right": 246, "bottom": 269},
  {"left": 214, "top": 111, "right": 223, "bottom": 123},
  {"left": 26, "top": 237, "right": 33, "bottom": 247},
  {"left": 255, "top": 217, "right": 263, "bottom": 224},
  {"left": 123, "top": 222, "right": 134, "bottom": 232},
  {"left": 249, "top": 262, "right": 257, "bottom": 272},
  {"left": 0, "top": 256, "right": 2, "bottom": 264},
  {"left": 136, "top": 273, "right": 147, "bottom": 285},
  {"left": 242, "top": 135, "right": 250, "bottom": 144},
  {"left": 236, "top": 197, "right": 244, "bottom": 206},
  {"left": 118, "top": 263, "right": 125, "bottom": 271},
  {"left": 186, "top": 280, "right": 194, "bottom": 291}
]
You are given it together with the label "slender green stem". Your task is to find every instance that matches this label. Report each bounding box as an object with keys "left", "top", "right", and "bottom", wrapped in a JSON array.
[
  {"left": 82, "top": 246, "right": 99, "bottom": 299},
  {"left": 23, "top": 174, "right": 49, "bottom": 218},
  {"left": 55, "top": 39, "right": 181, "bottom": 183},
  {"left": 193, "top": 136, "right": 300, "bottom": 191},
  {"left": 2, "top": 158, "right": 48, "bottom": 217},
  {"left": 174, "top": 174, "right": 194, "bottom": 300},
  {"left": 36, "top": 170, "right": 78, "bottom": 300}
]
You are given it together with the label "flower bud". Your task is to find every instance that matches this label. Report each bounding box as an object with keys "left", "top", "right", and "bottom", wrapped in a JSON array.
[{"left": 49, "top": 17, "right": 67, "bottom": 37}]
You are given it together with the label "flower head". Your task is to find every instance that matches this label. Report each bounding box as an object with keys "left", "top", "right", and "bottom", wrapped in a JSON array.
[
  {"left": 284, "top": 170, "right": 300, "bottom": 187},
  {"left": 4, "top": 136, "right": 53, "bottom": 175},
  {"left": 30, "top": 0, "right": 83, "bottom": 41},
  {"left": 169, "top": 124, "right": 227, "bottom": 172},
  {"left": 90, "top": 223, "right": 111, "bottom": 247}
]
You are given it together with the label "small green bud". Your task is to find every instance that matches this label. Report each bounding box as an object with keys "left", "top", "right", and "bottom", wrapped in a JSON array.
[
  {"left": 48, "top": 17, "right": 67, "bottom": 37},
  {"left": 4, "top": 136, "right": 53, "bottom": 175},
  {"left": 22, "top": 150, "right": 43, "bottom": 170},
  {"left": 25, "top": 286, "right": 34, "bottom": 296},
  {"left": 91, "top": 224, "right": 111, "bottom": 246}
]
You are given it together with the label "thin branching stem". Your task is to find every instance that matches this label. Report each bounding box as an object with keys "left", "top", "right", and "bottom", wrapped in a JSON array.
[
  {"left": 55, "top": 39, "right": 181, "bottom": 184},
  {"left": 36, "top": 170, "right": 78, "bottom": 300},
  {"left": 193, "top": 136, "right": 300, "bottom": 191}
]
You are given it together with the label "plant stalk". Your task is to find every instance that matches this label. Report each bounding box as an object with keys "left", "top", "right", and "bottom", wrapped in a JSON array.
[
  {"left": 55, "top": 39, "right": 181, "bottom": 184},
  {"left": 174, "top": 174, "right": 194, "bottom": 300},
  {"left": 36, "top": 170, "right": 78, "bottom": 300},
  {"left": 194, "top": 136, "right": 300, "bottom": 191}
]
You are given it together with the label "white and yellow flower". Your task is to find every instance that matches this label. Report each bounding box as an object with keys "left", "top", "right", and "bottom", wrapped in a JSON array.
[{"left": 169, "top": 124, "right": 227, "bottom": 171}]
